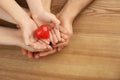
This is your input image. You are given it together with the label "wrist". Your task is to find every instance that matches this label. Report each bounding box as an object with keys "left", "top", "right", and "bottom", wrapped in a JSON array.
[
  {"left": 19, "top": 18, "right": 33, "bottom": 29},
  {"left": 58, "top": 12, "right": 73, "bottom": 24}
]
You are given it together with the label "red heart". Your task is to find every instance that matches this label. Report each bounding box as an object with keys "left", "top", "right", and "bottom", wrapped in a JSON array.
[{"left": 34, "top": 25, "right": 49, "bottom": 39}]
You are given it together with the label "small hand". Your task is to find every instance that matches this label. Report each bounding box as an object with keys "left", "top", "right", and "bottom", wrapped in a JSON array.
[
  {"left": 32, "top": 11, "right": 61, "bottom": 42},
  {"left": 53, "top": 13, "right": 73, "bottom": 51},
  {"left": 26, "top": 0, "right": 61, "bottom": 42}
]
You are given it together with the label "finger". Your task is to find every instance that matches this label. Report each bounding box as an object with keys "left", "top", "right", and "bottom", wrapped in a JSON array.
[
  {"left": 41, "top": 39, "right": 50, "bottom": 45},
  {"left": 49, "top": 31, "right": 54, "bottom": 45},
  {"left": 54, "top": 39, "right": 69, "bottom": 48},
  {"left": 61, "top": 33, "right": 68, "bottom": 40},
  {"left": 33, "top": 41, "right": 47, "bottom": 50},
  {"left": 47, "top": 45, "right": 53, "bottom": 51},
  {"left": 51, "top": 29, "right": 58, "bottom": 44},
  {"left": 35, "top": 54, "right": 40, "bottom": 59},
  {"left": 54, "top": 42, "right": 65, "bottom": 48},
  {"left": 57, "top": 39, "right": 69, "bottom": 48},
  {"left": 54, "top": 28, "right": 61, "bottom": 41},
  {"left": 27, "top": 51, "right": 34, "bottom": 58},
  {"left": 51, "top": 16, "right": 60, "bottom": 29},
  {"left": 32, "top": 52, "right": 39, "bottom": 58},
  {"left": 21, "top": 48, "right": 28, "bottom": 55},
  {"left": 39, "top": 40, "right": 52, "bottom": 50},
  {"left": 39, "top": 49, "right": 56, "bottom": 57},
  {"left": 57, "top": 47, "right": 62, "bottom": 52}
]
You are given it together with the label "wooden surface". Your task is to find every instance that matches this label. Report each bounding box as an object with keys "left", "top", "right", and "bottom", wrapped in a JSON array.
[{"left": 1, "top": 0, "right": 120, "bottom": 80}]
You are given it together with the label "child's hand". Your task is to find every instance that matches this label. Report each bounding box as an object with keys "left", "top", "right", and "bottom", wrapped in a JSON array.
[{"left": 26, "top": 0, "right": 61, "bottom": 42}]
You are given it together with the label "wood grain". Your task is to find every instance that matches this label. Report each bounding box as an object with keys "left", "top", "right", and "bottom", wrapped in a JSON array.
[{"left": 0, "top": 0, "right": 120, "bottom": 80}]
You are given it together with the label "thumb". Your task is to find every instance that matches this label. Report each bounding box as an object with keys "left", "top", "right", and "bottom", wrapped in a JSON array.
[{"left": 51, "top": 16, "right": 60, "bottom": 29}]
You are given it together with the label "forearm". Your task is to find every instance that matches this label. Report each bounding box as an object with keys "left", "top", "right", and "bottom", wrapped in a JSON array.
[
  {"left": 0, "top": 27, "right": 37, "bottom": 52},
  {"left": 0, "top": 0, "right": 30, "bottom": 26},
  {"left": 26, "top": 0, "right": 44, "bottom": 14},
  {"left": 41, "top": 0, "right": 51, "bottom": 12},
  {"left": 0, "top": 27, "right": 19, "bottom": 46},
  {"left": 0, "top": 8, "right": 16, "bottom": 24},
  {"left": 60, "top": 0, "right": 94, "bottom": 22},
  {"left": 0, "top": 8, "right": 31, "bottom": 24}
]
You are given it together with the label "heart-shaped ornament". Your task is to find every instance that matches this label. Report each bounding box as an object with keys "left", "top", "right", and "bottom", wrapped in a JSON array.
[{"left": 34, "top": 25, "right": 49, "bottom": 39}]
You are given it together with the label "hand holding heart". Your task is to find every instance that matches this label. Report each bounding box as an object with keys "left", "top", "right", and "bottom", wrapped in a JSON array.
[
  {"left": 21, "top": 0, "right": 70, "bottom": 58},
  {"left": 34, "top": 24, "right": 68, "bottom": 49},
  {"left": 22, "top": 23, "right": 69, "bottom": 58}
]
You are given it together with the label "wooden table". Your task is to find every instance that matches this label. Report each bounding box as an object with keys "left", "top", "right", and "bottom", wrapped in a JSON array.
[{"left": 0, "top": 0, "right": 120, "bottom": 80}]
